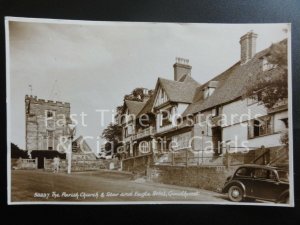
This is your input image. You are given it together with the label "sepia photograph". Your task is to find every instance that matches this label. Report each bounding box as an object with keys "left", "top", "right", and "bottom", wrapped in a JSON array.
[{"left": 6, "top": 17, "right": 293, "bottom": 206}]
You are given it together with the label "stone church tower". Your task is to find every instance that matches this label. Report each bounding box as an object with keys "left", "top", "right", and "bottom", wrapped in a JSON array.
[{"left": 25, "top": 95, "right": 71, "bottom": 151}]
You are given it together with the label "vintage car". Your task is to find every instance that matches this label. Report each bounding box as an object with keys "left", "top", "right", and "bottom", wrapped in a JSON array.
[{"left": 222, "top": 164, "right": 289, "bottom": 203}]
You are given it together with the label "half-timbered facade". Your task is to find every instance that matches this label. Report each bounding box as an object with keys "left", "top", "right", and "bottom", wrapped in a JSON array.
[{"left": 115, "top": 31, "right": 288, "bottom": 170}]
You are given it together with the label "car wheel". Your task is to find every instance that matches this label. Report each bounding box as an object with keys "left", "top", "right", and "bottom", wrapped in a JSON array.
[{"left": 228, "top": 185, "right": 244, "bottom": 202}]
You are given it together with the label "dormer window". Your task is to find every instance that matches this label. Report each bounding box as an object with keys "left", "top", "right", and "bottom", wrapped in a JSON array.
[
  {"left": 203, "top": 81, "right": 219, "bottom": 99},
  {"left": 262, "top": 57, "right": 276, "bottom": 71},
  {"left": 203, "top": 87, "right": 215, "bottom": 99},
  {"left": 203, "top": 87, "right": 209, "bottom": 99}
]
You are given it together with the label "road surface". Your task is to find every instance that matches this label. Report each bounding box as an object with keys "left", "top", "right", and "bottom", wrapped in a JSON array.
[{"left": 11, "top": 170, "right": 229, "bottom": 203}]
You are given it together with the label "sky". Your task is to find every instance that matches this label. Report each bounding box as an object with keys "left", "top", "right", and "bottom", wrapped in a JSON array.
[{"left": 7, "top": 18, "right": 289, "bottom": 153}]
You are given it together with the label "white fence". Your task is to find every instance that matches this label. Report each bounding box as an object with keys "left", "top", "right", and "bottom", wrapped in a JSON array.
[{"left": 11, "top": 158, "right": 38, "bottom": 170}]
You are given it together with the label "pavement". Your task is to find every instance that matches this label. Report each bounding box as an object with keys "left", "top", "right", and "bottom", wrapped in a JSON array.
[{"left": 11, "top": 169, "right": 230, "bottom": 203}]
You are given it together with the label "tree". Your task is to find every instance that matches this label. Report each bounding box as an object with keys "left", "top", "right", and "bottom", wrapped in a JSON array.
[
  {"left": 11, "top": 142, "right": 28, "bottom": 158},
  {"left": 101, "top": 87, "right": 153, "bottom": 154},
  {"left": 101, "top": 122, "right": 122, "bottom": 142},
  {"left": 11, "top": 142, "right": 20, "bottom": 151},
  {"left": 245, "top": 40, "right": 288, "bottom": 146},
  {"left": 116, "top": 105, "right": 123, "bottom": 112},
  {"left": 124, "top": 87, "right": 153, "bottom": 102},
  {"left": 101, "top": 122, "right": 122, "bottom": 153},
  {"left": 245, "top": 41, "right": 288, "bottom": 109}
]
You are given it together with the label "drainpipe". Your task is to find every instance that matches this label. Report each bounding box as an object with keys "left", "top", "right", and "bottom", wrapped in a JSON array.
[{"left": 186, "top": 148, "right": 188, "bottom": 167}]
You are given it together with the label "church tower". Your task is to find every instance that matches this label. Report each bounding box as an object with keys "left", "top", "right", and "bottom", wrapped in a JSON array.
[{"left": 25, "top": 95, "right": 71, "bottom": 151}]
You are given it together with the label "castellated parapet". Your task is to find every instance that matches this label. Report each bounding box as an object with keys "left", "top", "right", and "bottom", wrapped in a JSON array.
[
  {"left": 25, "top": 95, "right": 71, "bottom": 107},
  {"left": 25, "top": 95, "right": 71, "bottom": 151}
]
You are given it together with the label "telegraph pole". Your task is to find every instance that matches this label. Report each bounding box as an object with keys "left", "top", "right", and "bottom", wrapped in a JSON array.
[{"left": 67, "top": 124, "right": 76, "bottom": 174}]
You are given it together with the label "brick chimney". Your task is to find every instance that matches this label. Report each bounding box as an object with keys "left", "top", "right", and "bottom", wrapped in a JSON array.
[
  {"left": 240, "top": 31, "right": 257, "bottom": 64},
  {"left": 173, "top": 57, "right": 192, "bottom": 81}
]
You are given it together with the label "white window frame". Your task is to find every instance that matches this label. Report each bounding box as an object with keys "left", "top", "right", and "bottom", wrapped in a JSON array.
[
  {"left": 248, "top": 115, "right": 274, "bottom": 139},
  {"left": 139, "top": 141, "right": 150, "bottom": 154}
]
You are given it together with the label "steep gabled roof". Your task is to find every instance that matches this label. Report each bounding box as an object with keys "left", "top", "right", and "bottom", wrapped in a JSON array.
[
  {"left": 137, "top": 95, "right": 155, "bottom": 117},
  {"left": 183, "top": 39, "right": 287, "bottom": 116},
  {"left": 135, "top": 74, "right": 200, "bottom": 116},
  {"left": 123, "top": 100, "right": 147, "bottom": 116},
  {"left": 192, "top": 62, "right": 239, "bottom": 103},
  {"left": 157, "top": 75, "right": 200, "bottom": 104},
  {"left": 73, "top": 135, "right": 95, "bottom": 155}
]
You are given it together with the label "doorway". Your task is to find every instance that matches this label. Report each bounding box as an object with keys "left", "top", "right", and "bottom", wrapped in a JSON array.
[
  {"left": 212, "top": 126, "right": 222, "bottom": 155},
  {"left": 37, "top": 156, "right": 44, "bottom": 169}
]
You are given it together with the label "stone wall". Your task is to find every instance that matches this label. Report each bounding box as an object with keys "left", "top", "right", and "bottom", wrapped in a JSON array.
[
  {"left": 44, "top": 158, "right": 118, "bottom": 172},
  {"left": 71, "top": 160, "right": 105, "bottom": 171},
  {"left": 157, "top": 147, "right": 286, "bottom": 167},
  {"left": 147, "top": 165, "right": 238, "bottom": 192},
  {"left": 44, "top": 158, "right": 68, "bottom": 172},
  {"left": 122, "top": 154, "right": 153, "bottom": 174},
  {"left": 227, "top": 151, "right": 256, "bottom": 165},
  {"left": 147, "top": 146, "right": 287, "bottom": 192},
  {"left": 11, "top": 158, "right": 38, "bottom": 170},
  {"left": 71, "top": 158, "right": 120, "bottom": 171}
]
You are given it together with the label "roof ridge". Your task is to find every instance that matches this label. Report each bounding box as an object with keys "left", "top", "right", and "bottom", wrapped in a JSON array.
[
  {"left": 125, "top": 99, "right": 145, "bottom": 103},
  {"left": 182, "top": 38, "right": 287, "bottom": 116},
  {"left": 199, "top": 61, "right": 240, "bottom": 89},
  {"left": 254, "top": 38, "right": 287, "bottom": 57}
]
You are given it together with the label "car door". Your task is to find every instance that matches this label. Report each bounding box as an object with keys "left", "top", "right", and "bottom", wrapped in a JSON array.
[
  {"left": 274, "top": 170, "right": 290, "bottom": 200},
  {"left": 252, "top": 168, "right": 281, "bottom": 201},
  {"left": 233, "top": 167, "right": 254, "bottom": 196}
]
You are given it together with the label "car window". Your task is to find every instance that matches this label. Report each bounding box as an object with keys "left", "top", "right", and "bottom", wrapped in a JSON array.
[
  {"left": 268, "top": 171, "right": 277, "bottom": 180},
  {"left": 235, "top": 167, "right": 252, "bottom": 177},
  {"left": 277, "top": 170, "right": 289, "bottom": 182},
  {"left": 254, "top": 168, "right": 276, "bottom": 180}
]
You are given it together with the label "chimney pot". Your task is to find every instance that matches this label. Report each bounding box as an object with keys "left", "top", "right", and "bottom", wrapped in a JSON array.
[{"left": 173, "top": 57, "right": 192, "bottom": 81}]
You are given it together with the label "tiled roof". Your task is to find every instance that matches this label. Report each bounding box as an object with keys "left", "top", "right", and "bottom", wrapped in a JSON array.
[
  {"left": 192, "top": 62, "right": 239, "bottom": 103},
  {"left": 120, "top": 39, "right": 286, "bottom": 119},
  {"left": 124, "top": 100, "right": 147, "bottom": 116},
  {"left": 137, "top": 95, "right": 155, "bottom": 117},
  {"left": 182, "top": 40, "right": 287, "bottom": 116},
  {"left": 158, "top": 75, "right": 200, "bottom": 104},
  {"left": 134, "top": 74, "right": 200, "bottom": 116}
]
